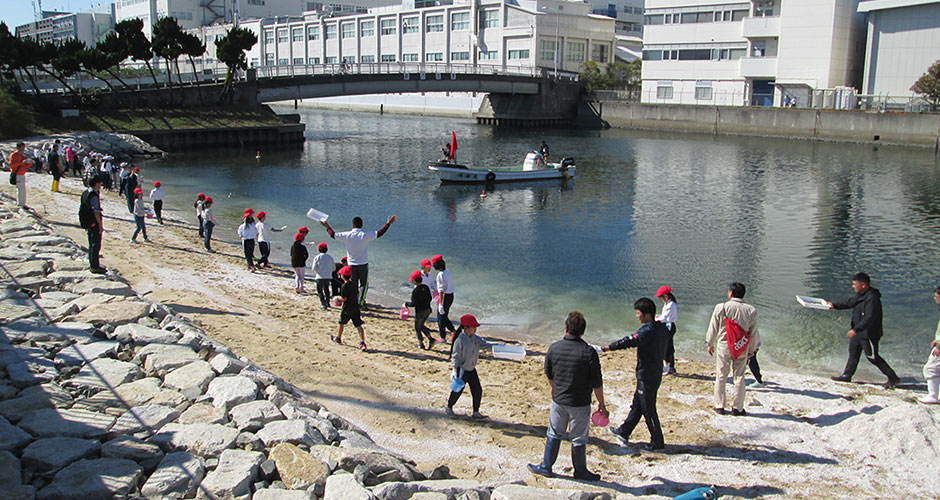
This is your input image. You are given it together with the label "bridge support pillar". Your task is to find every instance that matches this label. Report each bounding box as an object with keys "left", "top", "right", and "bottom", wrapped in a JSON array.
[{"left": 473, "top": 80, "right": 581, "bottom": 128}]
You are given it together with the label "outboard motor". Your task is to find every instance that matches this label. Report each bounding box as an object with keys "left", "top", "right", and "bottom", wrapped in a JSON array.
[{"left": 561, "top": 157, "right": 575, "bottom": 168}]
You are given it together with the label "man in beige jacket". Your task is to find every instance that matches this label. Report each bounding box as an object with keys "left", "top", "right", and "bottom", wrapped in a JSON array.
[{"left": 706, "top": 282, "right": 760, "bottom": 416}]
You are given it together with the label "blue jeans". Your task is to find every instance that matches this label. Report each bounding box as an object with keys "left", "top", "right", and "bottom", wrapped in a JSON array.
[
  {"left": 204, "top": 221, "right": 215, "bottom": 250},
  {"left": 132, "top": 215, "right": 147, "bottom": 240}
]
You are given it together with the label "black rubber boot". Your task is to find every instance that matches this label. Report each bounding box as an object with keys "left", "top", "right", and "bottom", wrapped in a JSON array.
[
  {"left": 571, "top": 444, "right": 600, "bottom": 481},
  {"left": 527, "top": 437, "right": 561, "bottom": 477}
]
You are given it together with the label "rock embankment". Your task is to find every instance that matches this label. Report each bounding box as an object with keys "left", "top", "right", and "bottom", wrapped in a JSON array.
[
  {"left": 0, "top": 132, "right": 163, "bottom": 159},
  {"left": 0, "top": 194, "right": 609, "bottom": 500}
]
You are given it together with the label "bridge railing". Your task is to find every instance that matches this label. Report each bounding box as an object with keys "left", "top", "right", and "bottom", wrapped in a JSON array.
[{"left": 253, "top": 63, "right": 579, "bottom": 81}]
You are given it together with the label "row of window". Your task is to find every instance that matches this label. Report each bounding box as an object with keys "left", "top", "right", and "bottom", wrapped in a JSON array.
[
  {"left": 623, "top": 6, "right": 644, "bottom": 14},
  {"left": 655, "top": 82, "right": 714, "bottom": 100},
  {"left": 263, "top": 49, "right": 528, "bottom": 65},
  {"left": 644, "top": 48, "right": 748, "bottom": 61},
  {"left": 263, "top": 10, "right": 500, "bottom": 44},
  {"left": 645, "top": 9, "right": 749, "bottom": 25}
]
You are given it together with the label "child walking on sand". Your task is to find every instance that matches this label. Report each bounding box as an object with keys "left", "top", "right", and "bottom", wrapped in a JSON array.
[
  {"left": 202, "top": 197, "right": 216, "bottom": 252},
  {"left": 433, "top": 255, "right": 457, "bottom": 343},
  {"left": 405, "top": 270, "right": 437, "bottom": 350},
  {"left": 195, "top": 193, "right": 206, "bottom": 238},
  {"left": 655, "top": 286, "right": 678, "bottom": 375},
  {"left": 130, "top": 188, "right": 149, "bottom": 243},
  {"left": 149, "top": 181, "right": 165, "bottom": 224},
  {"left": 290, "top": 231, "right": 309, "bottom": 293},
  {"left": 237, "top": 209, "right": 258, "bottom": 271},
  {"left": 311, "top": 242, "right": 334, "bottom": 309},
  {"left": 255, "top": 211, "right": 286, "bottom": 268},
  {"left": 334, "top": 265, "right": 367, "bottom": 351},
  {"left": 446, "top": 314, "right": 491, "bottom": 419}
]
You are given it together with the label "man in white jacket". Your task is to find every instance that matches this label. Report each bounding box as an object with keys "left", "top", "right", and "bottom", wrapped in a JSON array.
[{"left": 705, "top": 282, "right": 760, "bottom": 416}]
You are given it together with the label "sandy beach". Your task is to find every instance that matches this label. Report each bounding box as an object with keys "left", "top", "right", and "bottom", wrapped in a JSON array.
[{"left": 11, "top": 171, "right": 940, "bottom": 499}]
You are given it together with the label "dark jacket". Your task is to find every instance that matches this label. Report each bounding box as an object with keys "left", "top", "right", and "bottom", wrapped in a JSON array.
[
  {"left": 832, "top": 287, "right": 883, "bottom": 340},
  {"left": 406, "top": 284, "right": 432, "bottom": 312},
  {"left": 608, "top": 321, "right": 668, "bottom": 383},
  {"left": 290, "top": 241, "right": 308, "bottom": 268},
  {"left": 545, "top": 334, "right": 603, "bottom": 407}
]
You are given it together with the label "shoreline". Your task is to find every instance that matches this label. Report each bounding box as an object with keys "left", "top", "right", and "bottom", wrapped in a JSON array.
[{"left": 8, "top": 171, "right": 940, "bottom": 498}]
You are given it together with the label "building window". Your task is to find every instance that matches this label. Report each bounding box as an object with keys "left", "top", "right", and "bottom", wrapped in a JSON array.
[
  {"left": 380, "top": 18, "right": 396, "bottom": 35},
  {"left": 293, "top": 57, "right": 304, "bottom": 64},
  {"left": 566, "top": 41, "right": 584, "bottom": 62},
  {"left": 508, "top": 49, "right": 529, "bottom": 60},
  {"left": 307, "top": 2, "right": 323, "bottom": 11},
  {"left": 591, "top": 44, "right": 608, "bottom": 63},
  {"left": 381, "top": 54, "right": 396, "bottom": 62},
  {"left": 540, "top": 40, "right": 556, "bottom": 61},
  {"left": 264, "top": 30, "right": 274, "bottom": 43},
  {"left": 426, "top": 15, "right": 444, "bottom": 33},
  {"left": 478, "top": 50, "right": 497, "bottom": 60},
  {"left": 695, "top": 83, "right": 713, "bottom": 100},
  {"left": 342, "top": 23, "right": 355, "bottom": 38},
  {"left": 277, "top": 29, "right": 288, "bottom": 43},
  {"left": 403, "top": 16, "right": 419, "bottom": 33},
  {"left": 248, "top": 0, "right": 264, "bottom": 5},
  {"left": 680, "top": 12, "right": 712, "bottom": 23},
  {"left": 755, "top": 1, "right": 776, "bottom": 17},
  {"left": 402, "top": 53, "right": 419, "bottom": 62},
  {"left": 325, "top": 24, "right": 337, "bottom": 39},
  {"left": 308, "top": 57, "right": 320, "bottom": 64},
  {"left": 361, "top": 55, "right": 375, "bottom": 62},
  {"left": 480, "top": 10, "right": 498, "bottom": 28},
  {"left": 278, "top": 58, "right": 289, "bottom": 65},
  {"left": 657, "top": 85, "right": 673, "bottom": 99},
  {"left": 678, "top": 49, "right": 713, "bottom": 60},
  {"left": 265, "top": 54, "right": 275, "bottom": 65},
  {"left": 717, "top": 48, "right": 746, "bottom": 60},
  {"left": 644, "top": 14, "right": 664, "bottom": 25},
  {"left": 451, "top": 12, "right": 470, "bottom": 31},
  {"left": 292, "top": 28, "right": 304, "bottom": 42},
  {"left": 426, "top": 52, "right": 443, "bottom": 62},
  {"left": 342, "top": 56, "right": 355, "bottom": 63},
  {"left": 307, "top": 26, "right": 319, "bottom": 40},
  {"left": 326, "top": 56, "right": 337, "bottom": 63},
  {"left": 451, "top": 51, "right": 469, "bottom": 61},
  {"left": 361, "top": 20, "right": 374, "bottom": 37}
]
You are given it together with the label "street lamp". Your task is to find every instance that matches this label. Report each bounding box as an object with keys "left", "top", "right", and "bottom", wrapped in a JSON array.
[{"left": 540, "top": 5, "right": 559, "bottom": 79}]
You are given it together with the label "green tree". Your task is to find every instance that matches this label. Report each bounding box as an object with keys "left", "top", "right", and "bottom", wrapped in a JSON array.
[
  {"left": 0, "top": 22, "right": 22, "bottom": 88},
  {"left": 94, "top": 32, "right": 132, "bottom": 87},
  {"left": 604, "top": 60, "right": 641, "bottom": 91},
  {"left": 152, "top": 16, "right": 185, "bottom": 88},
  {"left": 0, "top": 86, "right": 35, "bottom": 139},
  {"left": 80, "top": 45, "right": 130, "bottom": 90},
  {"left": 115, "top": 18, "right": 159, "bottom": 86},
  {"left": 911, "top": 60, "right": 940, "bottom": 110},
  {"left": 215, "top": 26, "right": 256, "bottom": 103},
  {"left": 579, "top": 60, "right": 608, "bottom": 94},
  {"left": 180, "top": 31, "right": 207, "bottom": 103}
]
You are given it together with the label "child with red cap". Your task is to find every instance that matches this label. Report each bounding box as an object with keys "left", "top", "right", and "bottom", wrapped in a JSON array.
[
  {"left": 334, "top": 265, "right": 367, "bottom": 350},
  {"left": 290, "top": 231, "right": 309, "bottom": 293},
  {"left": 433, "top": 255, "right": 457, "bottom": 345},
  {"left": 149, "top": 181, "right": 165, "bottom": 224},
  {"left": 332, "top": 256, "right": 347, "bottom": 296},
  {"left": 655, "top": 285, "right": 678, "bottom": 375},
  {"left": 311, "top": 242, "right": 334, "bottom": 309},
  {"left": 446, "top": 314, "right": 491, "bottom": 419},
  {"left": 130, "top": 187, "right": 149, "bottom": 243},
  {"left": 237, "top": 210, "right": 259, "bottom": 272},
  {"left": 404, "top": 270, "right": 436, "bottom": 350},
  {"left": 202, "top": 197, "right": 216, "bottom": 252},
  {"left": 195, "top": 193, "right": 207, "bottom": 238},
  {"left": 255, "top": 211, "right": 287, "bottom": 268}
]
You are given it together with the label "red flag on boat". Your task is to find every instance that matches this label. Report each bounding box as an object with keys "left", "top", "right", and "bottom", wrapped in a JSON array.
[{"left": 449, "top": 131, "right": 457, "bottom": 160}]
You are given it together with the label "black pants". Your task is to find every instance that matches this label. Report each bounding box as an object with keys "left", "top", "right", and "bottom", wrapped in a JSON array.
[
  {"left": 243, "top": 239, "right": 255, "bottom": 268},
  {"left": 350, "top": 264, "right": 368, "bottom": 306},
  {"left": 316, "top": 278, "right": 331, "bottom": 307},
  {"left": 71, "top": 159, "right": 80, "bottom": 176},
  {"left": 617, "top": 378, "right": 664, "bottom": 447},
  {"left": 439, "top": 293, "right": 455, "bottom": 338},
  {"left": 198, "top": 215, "right": 204, "bottom": 237},
  {"left": 257, "top": 241, "right": 270, "bottom": 266},
  {"left": 414, "top": 308, "right": 434, "bottom": 345},
  {"left": 749, "top": 354, "right": 762, "bottom": 383},
  {"left": 87, "top": 229, "right": 101, "bottom": 269},
  {"left": 664, "top": 323, "right": 677, "bottom": 369},
  {"left": 153, "top": 200, "right": 163, "bottom": 221},
  {"left": 843, "top": 336, "right": 898, "bottom": 380},
  {"left": 448, "top": 368, "right": 482, "bottom": 412}
]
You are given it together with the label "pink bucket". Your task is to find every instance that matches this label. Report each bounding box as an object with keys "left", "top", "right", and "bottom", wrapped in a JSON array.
[
  {"left": 431, "top": 289, "right": 440, "bottom": 303},
  {"left": 591, "top": 410, "right": 609, "bottom": 427},
  {"left": 399, "top": 306, "right": 410, "bottom": 320},
  {"left": 332, "top": 297, "right": 342, "bottom": 307}
]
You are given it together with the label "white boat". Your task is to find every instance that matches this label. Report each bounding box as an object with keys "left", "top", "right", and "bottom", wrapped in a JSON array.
[{"left": 429, "top": 152, "right": 576, "bottom": 184}]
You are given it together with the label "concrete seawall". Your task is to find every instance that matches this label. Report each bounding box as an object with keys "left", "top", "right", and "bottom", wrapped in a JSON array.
[{"left": 597, "top": 102, "right": 940, "bottom": 148}]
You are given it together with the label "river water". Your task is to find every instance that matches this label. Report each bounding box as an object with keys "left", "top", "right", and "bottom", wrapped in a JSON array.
[{"left": 138, "top": 107, "right": 940, "bottom": 376}]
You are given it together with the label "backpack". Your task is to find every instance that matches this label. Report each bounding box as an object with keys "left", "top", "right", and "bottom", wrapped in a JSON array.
[
  {"left": 79, "top": 189, "right": 98, "bottom": 229},
  {"left": 725, "top": 318, "right": 751, "bottom": 360}
]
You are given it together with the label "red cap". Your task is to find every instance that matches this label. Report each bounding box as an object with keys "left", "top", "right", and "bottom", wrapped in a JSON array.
[
  {"left": 431, "top": 254, "right": 443, "bottom": 263},
  {"left": 133, "top": 167, "right": 140, "bottom": 172},
  {"left": 460, "top": 314, "right": 479, "bottom": 328},
  {"left": 197, "top": 193, "right": 206, "bottom": 199},
  {"left": 294, "top": 232, "right": 304, "bottom": 241},
  {"left": 298, "top": 226, "right": 309, "bottom": 233},
  {"left": 341, "top": 256, "right": 347, "bottom": 262},
  {"left": 133, "top": 187, "right": 143, "bottom": 195},
  {"left": 655, "top": 286, "right": 672, "bottom": 297},
  {"left": 153, "top": 181, "right": 161, "bottom": 187},
  {"left": 205, "top": 197, "right": 213, "bottom": 203},
  {"left": 317, "top": 242, "right": 327, "bottom": 251},
  {"left": 256, "top": 211, "right": 266, "bottom": 219},
  {"left": 420, "top": 258, "right": 431, "bottom": 267},
  {"left": 244, "top": 208, "right": 254, "bottom": 215},
  {"left": 338, "top": 265, "right": 352, "bottom": 277},
  {"left": 410, "top": 270, "right": 422, "bottom": 282}
]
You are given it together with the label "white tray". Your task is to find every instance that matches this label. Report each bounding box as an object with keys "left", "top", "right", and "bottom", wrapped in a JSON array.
[
  {"left": 306, "top": 208, "right": 329, "bottom": 222},
  {"left": 492, "top": 344, "right": 526, "bottom": 361},
  {"left": 796, "top": 295, "right": 830, "bottom": 310}
]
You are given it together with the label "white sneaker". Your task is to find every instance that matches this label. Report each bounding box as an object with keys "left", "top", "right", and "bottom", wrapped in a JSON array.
[
  {"left": 749, "top": 381, "right": 764, "bottom": 388},
  {"left": 917, "top": 396, "right": 940, "bottom": 404}
]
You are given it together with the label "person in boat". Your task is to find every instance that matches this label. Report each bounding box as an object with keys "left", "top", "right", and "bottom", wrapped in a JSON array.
[
  {"left": 540, "top": 140, "right": 550, "bottom": 162},
  {"left": 441, "top": 144, "right": 453, "bottom": 162}
]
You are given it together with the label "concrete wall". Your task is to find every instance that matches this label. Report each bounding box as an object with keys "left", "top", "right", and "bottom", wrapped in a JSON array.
[
  {"left": 862, "top": 3, "right": 940, "bottom": 96},
  {"left": 598, "top": 102, "right": 940, "bottom": 147}
]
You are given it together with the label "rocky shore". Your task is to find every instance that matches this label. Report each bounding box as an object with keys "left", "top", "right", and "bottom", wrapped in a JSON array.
[
  {"left": 0, "top": 195, "right": 614, "bottom": 499},
  {"left": 0, "top": 132, "right": 163, "bottom": 160}
]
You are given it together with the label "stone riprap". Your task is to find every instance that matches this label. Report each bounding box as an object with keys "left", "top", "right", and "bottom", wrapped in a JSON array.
[{"left": 0, "top": 192, "right": 609, "bottom": 499}]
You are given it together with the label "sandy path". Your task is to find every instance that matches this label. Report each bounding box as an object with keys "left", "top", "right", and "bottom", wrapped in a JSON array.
[{"left": 13, "top": 172, "right": 939, "bottom": 499}]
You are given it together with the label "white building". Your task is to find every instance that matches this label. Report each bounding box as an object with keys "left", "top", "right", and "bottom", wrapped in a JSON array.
[
  {"left": 858, "top": 0, "right": 940, "bottom": 103},
  {"left": 640, "top": 0, "right": 866, "bottom": 107},
  {"left": 193, "top": 0, "right": 616, "bottom": 74},
  {"left": 15, "top": 6, "right": 115, "bottom": 47},
  {"left": 587, "top": 0, "right": 645, "bottom": 61}
]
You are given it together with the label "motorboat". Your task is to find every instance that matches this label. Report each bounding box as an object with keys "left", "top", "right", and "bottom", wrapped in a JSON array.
[{"left": 429, "top": 152, "right": 576, "bottom": 184}]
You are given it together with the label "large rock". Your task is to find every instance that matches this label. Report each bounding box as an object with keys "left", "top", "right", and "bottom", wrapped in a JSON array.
[
  {"left": 0, "top": 450, "right": 22, "bottom": 489},
  {"left": 324, "top": 472, "right": 376, "bottom": 500},
  {"left": 197, "top": 449, "right": 264, "bottom": 500},
  {"left": 72, "top": 301, "right": 149, "bottom": 325},
  {"left": 279, "top": 403, "right": 339, "bottom": 443},
  {"left": 135, "top": 343, "right": 201, "bottom": 373},
  {"left": 252, "top": 490, "right": 311, "bottom": 500},
  {"left": 0, "top": 344, "right": 46, "bottom": 369},
  {"left": 204, "top": 375, "right": 258, "bottom": 410},
  {"left": 20, "top": 322, "right": 97, "bottom": 344},
  {"left": 67, "top": 358, "right": 142, "bottom": 391},
  {"left": 209, "top": 352, "right": 247, "bottom": 375},
  {"left": 0, "top": 415, "right": 31, "bottom": 452},
  {"left": 18, "top": 407, "right": 116, "bottom": 439},
  {"left": 149, "top": 423, "right": 239, "bottom": 458},
  {"left": 0, "top": 383, "right": 73, "bottom": 422},
  {"left": 141, "top": 452, "right": 205, "bottom": 499},
  {"left": 6, "top": 234, "right": 70, "bottom": 247},
  {"left": 63, "top": 293, "right": 120, "bottom": 311},
  {"left": 0, "top": 218, "right": 38, "bottom": 234},
  {"left": 269, "top": 442, "right": 330, "bottom": 490},
  {"left": 163, "top": 360, "right": 216, "bottom": 395},
  {"left": 110, "top": 404, "right": 182, "bottom": 437},
  {"left": 491, "top": 485, "right": 611, "bottom": 500},
  {"left": 110, "top": 323, "right": 181, "bottom": 345},
  {"left": 230, "top": 400, "right": 283, "bottom": 432},
  {"left": 47, "top": 270, "right": 104, "bottom": 285},
  {"left": 256, "top": 419, "right": 326, "bottom": 448},
  {"left": 338, "top": 450, "right": 417, "bottom": 484},
  {"left": 0, "top": 295, "right": 41, "bottom": 324},
  {"left": 73, "top": 377, "right": 185, "bottom": 416},
  {"left": 4, "top": 260, "right": 51, "bottom": 279},
  {"left": 371, "top": 480, "right": 489, "bottom": 500},
  {"left": 178, "top": 402, "right": 228, "bottom": 425},
  {"left": 37, "top": 458, "right": 142, "bottom": 500},
  {"left": 68, "top": 280, "right": 136, "bottom": 297},
  {"left": 54, "top": 340, "right": 120, "bottom": 366},
  {"left": 6, "top": 354, "right": 58, "bottom": 388},
  {"left": 21, "top": 437, "right": 101, "bottom": 473},
  {"left": 101, "top": 435, "right": 165, "bottom": 464}
]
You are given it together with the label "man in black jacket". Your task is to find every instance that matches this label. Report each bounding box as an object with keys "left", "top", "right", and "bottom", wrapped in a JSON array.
[
  {"left": 603, "top": 298, "right": 668, "bottom": 451},
  {"left": 826, "top": 272, "right": 900, "bottom": 388}
]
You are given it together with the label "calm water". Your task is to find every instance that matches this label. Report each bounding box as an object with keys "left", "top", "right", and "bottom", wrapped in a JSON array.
[{"left": 139, "top": 108, "right": 940, "bottom": 375}]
